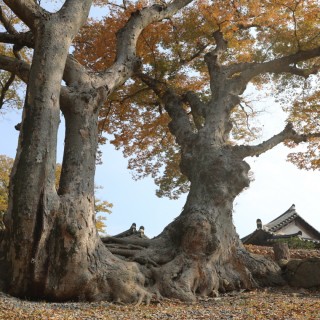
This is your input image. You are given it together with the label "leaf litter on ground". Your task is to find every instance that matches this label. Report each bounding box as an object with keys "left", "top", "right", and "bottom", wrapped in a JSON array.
[{"left": 1, "top": 286, "right": 320, "bottom": 319}]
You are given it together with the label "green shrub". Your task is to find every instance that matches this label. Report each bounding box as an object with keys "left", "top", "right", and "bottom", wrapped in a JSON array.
[{"left": 273, "top": 237, "right": 316, "bottom": 249}]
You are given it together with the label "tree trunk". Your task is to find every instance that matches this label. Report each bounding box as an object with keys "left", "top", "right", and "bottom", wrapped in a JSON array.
[
  {"left": 103, "top": 139, "right": 284, "bottom": 302},
  {"left": 1, "top": 19, "right": 72, "bottom": 297},
  {"left": 0, "top": 11, "right": 151, "bottom": 302},
  {"left": 149, "top": 142, "right": 283, "bottom": 300},
  {"left": 1, "top": 0, "right": 202, "bottom": 304}
]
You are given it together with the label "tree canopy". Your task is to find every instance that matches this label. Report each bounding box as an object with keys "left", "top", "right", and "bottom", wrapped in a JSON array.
[{"left": 73, "top": 0, "right": 320, "bottom": 198}]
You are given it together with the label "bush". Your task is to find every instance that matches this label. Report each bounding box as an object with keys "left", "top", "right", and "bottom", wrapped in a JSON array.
[{"left": 273, "top": 237, "right": 316, "bottom": 249}]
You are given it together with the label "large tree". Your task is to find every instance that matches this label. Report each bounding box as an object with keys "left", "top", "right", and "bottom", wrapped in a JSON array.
[
  {"left": 0, "top": 0, "right": 193, "bottom": 303},
  {"left": 73, "top": 0, "right": 320, "bottom": 199},
  {"left": 81, "top": 0, "right": 320, "bottom": 301},
  {"left": 1, "top": 0, "right": 320, "bottom": 304}
]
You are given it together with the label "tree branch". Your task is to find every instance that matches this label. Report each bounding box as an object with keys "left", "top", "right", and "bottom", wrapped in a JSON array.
[
  {"left": 90, "top": 0, "right": 193, "bottom": 92},
  {"left": 204, "top": 30, "right": 229, "bottom": 96},
  {"left": 183, "top": 91, "right": 206, "bottom": 130},
  {"left": 138, "top": 72, "right": 195, "bottom": 145},
  {"left": 0, "top": 32, "right": 34, "bottom": 48},
  {"left": 204, "top": 30, "right": 228, "bottom": 76},
  {"left": 3, "top": 0, "right": 46, "bottom": 30},
  {"left": 63, "top": 54, "right": 93, "bottom": 87},
  {"left": 236, "top": 122, "right": 320, "bottom": 158},
  {"left": 137, "top": 72, "right": 167, "bottom": 96},
  {"left": 58, "top": 0, "right": 92, "bottom": 29},
  {"left": 230, "top": 46, "right": 320, "bottom": 83},
  {"left": 163, "top": 89, "right": 195, "bottom": 146},
  {"left": 0, "top": 54, "right": 81, "bottom": 117},
  {"left": 0, "top": 6, "right": 17, "bottom": 34},
  {"left": 0, "top": 55, "right": 30, "bottom": 83},
  {"left": 0, "top": 72, "right": 15, "bottom": 109}
]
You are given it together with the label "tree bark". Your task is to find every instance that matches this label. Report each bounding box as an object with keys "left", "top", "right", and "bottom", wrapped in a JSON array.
[
  {"left": 273, "top": 243, "right": 290, "bottom": 262},
  {"left": 6, "top": 0, "right": 320, "bottom": 304},
  {"left": 2, "top": 16, "right": 74, "bottom": 297},
  {"left": 149, "top": 139, "right": 283, "bottom": 300}
]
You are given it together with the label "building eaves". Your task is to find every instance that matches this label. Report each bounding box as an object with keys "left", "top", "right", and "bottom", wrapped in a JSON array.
[{"left": 265, "top": 204, "right": 297, "bottom": 232}]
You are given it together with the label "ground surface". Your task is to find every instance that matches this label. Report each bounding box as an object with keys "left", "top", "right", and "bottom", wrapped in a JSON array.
[
  {"left": 1, "top": 287, "right": 320, "bottom": 319},
  {"left": 1, "top": 246, "right": 319, "bottom": 319}
]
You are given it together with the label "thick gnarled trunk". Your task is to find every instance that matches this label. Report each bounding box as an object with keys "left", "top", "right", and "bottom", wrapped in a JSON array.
[
  {"left": 102, "top": 140, "right": 283, "bottom": 302},
  {"left": 147, "top": 142, "right": 282, "bottom": 300},
  {"left": 0, "top": 5, "right": 142, "bottom": 301},
  {"left": 100, "top": 89, "right": 285, "bottom": 302}
]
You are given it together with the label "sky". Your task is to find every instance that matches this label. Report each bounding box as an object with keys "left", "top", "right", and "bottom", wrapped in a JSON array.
[{"left": 1, "top": 1, "right": 320, "bottom": 239}]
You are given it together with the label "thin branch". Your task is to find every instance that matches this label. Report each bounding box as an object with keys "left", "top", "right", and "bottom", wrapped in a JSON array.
[
  {"left": 0, "top": 6, "right": 27, "bottom": 105},
  {"left": 168, "top": 18, "right": 185, "bottom": 63},
  {"left": 111, "top": 86, "right": 151, "bottom": 103},
  {"left": 0, "top": 6, "right": 17, "bottom": 34},
  {"left": 138, "top": 72, "right": 167, "bottom": 97},
  {"left": 0, "top": 72, "right": 15, "bottom": 109},
  {"left": 107, "top": 2, "right": 126, "bottom": 10},
  {"left": 239, "top": 102, "right": 254, "bottom": 136},
  {"left": 141, "top": 31, "right": 159, "bottom": 77},
  {"left": 0, "top": 55, "right": 30, "bottom": 83},
  {"left": 229, "top": 46, "right": 320, "bottom": 82},
  {"left": 236, "top": 122, "right": 320, "bottom": 158},
  {"left": 182, "top": 42, "right": 209, "bottom": 65},
  {"left": 0, "top": 32, "right": 34, "bottom": 49}
]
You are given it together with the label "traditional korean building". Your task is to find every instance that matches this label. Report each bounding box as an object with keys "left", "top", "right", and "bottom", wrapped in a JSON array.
[{"left": 241, "top": 204, "right": 320, "bottom": 246}]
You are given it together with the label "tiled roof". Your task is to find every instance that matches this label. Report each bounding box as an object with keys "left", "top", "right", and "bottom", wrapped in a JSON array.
[
  {"left": 264, "top": 204, "right": 320, "bottom": 240},
  {"left": 264, "top": 204, "right": 298, "bottom": 232},
  {"left": 241, "top": 204, "right": 320, "bottom": 245}
]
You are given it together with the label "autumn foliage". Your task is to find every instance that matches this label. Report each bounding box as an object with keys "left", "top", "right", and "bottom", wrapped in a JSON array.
[{"left": 73, "top": 0, "right": 320, "bottom": 198}]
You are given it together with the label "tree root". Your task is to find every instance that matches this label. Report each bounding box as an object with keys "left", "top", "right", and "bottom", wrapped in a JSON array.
[
  {"left": 101, "top": 236, "right": 151, "bottom": 248},
  {"left": 100, "top": 234, "right": 285, "bottom": 303}
]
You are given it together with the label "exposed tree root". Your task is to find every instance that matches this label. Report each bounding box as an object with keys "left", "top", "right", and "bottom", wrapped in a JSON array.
[
  {"left": 102, "top": 232, "right": 285, "bottom": 303},
  {"left": 1, "top": 224, "right": 284, "bottom": 304}
]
